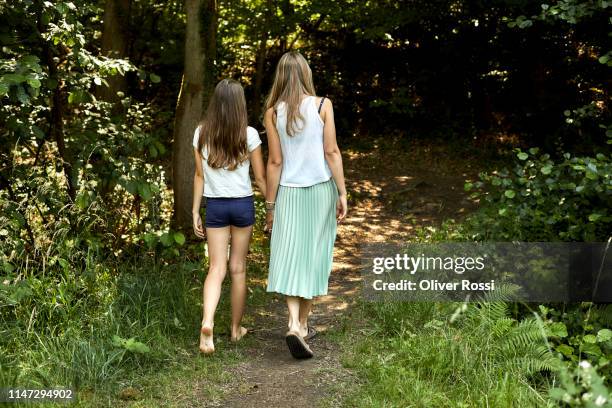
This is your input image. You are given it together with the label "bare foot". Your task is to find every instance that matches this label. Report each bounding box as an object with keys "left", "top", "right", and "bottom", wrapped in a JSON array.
[
  {"left": 199, "top": 325, "right": 214, "bottom": 354},
  {"left": 298, "top": 324, "right": 308, "bottom": 338},
  {"left": 230, "top": 326, "right": 248, "bottom": 342}
]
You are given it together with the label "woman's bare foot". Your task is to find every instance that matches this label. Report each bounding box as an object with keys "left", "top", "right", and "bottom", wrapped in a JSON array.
[
  {"left": 230, "top": 326, "right": 247, "bottom": 342},
  {"left": 199, "top": 325, "right": 214, "bottom": 354}
]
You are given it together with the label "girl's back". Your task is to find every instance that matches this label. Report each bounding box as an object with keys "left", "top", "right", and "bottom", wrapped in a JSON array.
[
  {"left": 192, "top": 126, "right": 261, "bottom": 198},
  {"left": 275, "top": 96, "right": 331, "bottom": 187}
]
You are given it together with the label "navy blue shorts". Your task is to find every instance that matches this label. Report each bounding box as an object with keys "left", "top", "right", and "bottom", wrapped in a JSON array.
[{"left": 205, "top": 195, "right": 255, "bottom": 228}]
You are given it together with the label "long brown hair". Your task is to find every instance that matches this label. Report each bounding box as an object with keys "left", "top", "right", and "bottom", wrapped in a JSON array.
[
  {"left": 197, "top": 79, "right": 248, "bottom": 170},
  {"left": 264, "top": 51, "right": 316, "bottom": 136}
]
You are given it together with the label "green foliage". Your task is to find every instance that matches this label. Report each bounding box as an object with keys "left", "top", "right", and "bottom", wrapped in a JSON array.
[
  {"left": 507, "top": 1, "right": 610, "bottom": 28},
  {"left": 540, "top": 304, "right": 612, "bottom": 381},
  {"left": 111, "top": 335, "right": 151, "bottom": 354},
  {"left": 537, "top": 304, "right": 611, "bottom": 408},
  {"left": 0, "top": 0, "right": 177, "bottom": 284},
  {"left": 540, "top": 0, "right": 609, "bottom": 25},
  {"left": 550, "top": 360, "right": 612, "bottom": 407},
  {"left": 341, "top": 291, "right": 558, "bottom": 407},
  {"left": 465, "top": 148, "right": 612, "bottom": 241},
  {"left": 0, "top": 251, "right": 224, "bottom": 390},
  {"left": 0, "top": 54, "right": 44, "bottom": 102}
]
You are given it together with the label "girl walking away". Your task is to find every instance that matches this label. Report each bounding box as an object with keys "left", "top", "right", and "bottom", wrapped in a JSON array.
[
  {"left": 192, "top": 79, "right": 267, "bottom": 354},
  {"left": 264, "top": 52, "right": 348, "bottom": 359}
]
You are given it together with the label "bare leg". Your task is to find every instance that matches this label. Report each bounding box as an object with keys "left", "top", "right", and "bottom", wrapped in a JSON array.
[
  {"left": 286, "top": 296, "right": 302, "bottom": 333},
  {"left": 285, "top": 296, "right": 314, "bottom": 359},
  {"left": 298, "top": 298, "right": 313, "bottom": 337},
  {"left": 200, "top": 226, "right": 231, "bottom": 354},
  {"left": 228, "top": 224, "right": 253, "bottom": 341}
]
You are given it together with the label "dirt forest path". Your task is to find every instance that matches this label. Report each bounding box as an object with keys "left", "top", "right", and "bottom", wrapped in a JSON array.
[{"left": 205, "top": 140, "right": 479, "bottom": 408}]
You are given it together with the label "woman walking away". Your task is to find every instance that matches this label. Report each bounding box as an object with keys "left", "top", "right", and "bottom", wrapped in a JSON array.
[
  {"left": 192, "top": 79, "right": 267, "bottom": 354},
  {"left": 264, "top": 51, "right": 348, "bottom": 359}
]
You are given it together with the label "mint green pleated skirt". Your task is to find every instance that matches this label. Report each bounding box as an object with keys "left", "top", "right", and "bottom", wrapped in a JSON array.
[{"left": 267, "top": 179, "right": 338, "bottom": 299}]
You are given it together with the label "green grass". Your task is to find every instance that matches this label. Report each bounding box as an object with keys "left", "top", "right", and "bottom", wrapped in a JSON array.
[
  {"left": 0, "top": 237, "right": 271, "bottom": 406},
  {"left": 331, "top": 219, "right": 560, "bottom": 407},
  {"left": 0, "top": 194, "right": 273, "bottom": 406},
  {"left": 335, "top": 299, "right": 558, "bottom": 407}
]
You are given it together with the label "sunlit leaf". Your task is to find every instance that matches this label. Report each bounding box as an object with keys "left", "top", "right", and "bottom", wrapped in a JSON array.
[{"left": 173, "top": 232, "right": 185, "bottom": 245}]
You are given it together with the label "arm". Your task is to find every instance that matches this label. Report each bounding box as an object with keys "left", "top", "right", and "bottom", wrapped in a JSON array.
[
  {"left": 250, "top": 146, "right": 267, "bottom": 198},
  {"left": 264, "top": 107, "right": 283, "bottom": 230},
  {"left": 321, "top": 98, "right": 348, "bottom": 221},
  {"left": 192, "top": 148, "right": 206, "bottom": 238}
]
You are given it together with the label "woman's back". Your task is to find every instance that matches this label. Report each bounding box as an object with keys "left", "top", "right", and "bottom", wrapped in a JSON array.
[{"left": 275, "top": 95, "right": 332, "bottom": 187}]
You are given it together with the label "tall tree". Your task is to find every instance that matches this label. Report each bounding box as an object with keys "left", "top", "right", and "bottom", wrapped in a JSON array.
[
  {"left": 172, "top": 0, "right": 204, "bottom": 230},
  {"left": 98, "top": 0, "right": 131, "bottom": 102},
  {"left": 250, "top": 0, "right": 273, "bottom": 124}
]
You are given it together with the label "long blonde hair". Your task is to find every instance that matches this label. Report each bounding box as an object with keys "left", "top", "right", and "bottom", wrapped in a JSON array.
[
  {"left": 264, "top": 51, "right": 316, "bottom": 136},
  {"left": 197, "top": 79, "right": 248, "bottom": 170}
]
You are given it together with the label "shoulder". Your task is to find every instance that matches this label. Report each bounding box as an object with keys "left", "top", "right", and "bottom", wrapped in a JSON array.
[
  {"left": 319, "top": 96, "right": 332, "bottom": 108},
  {"left": 315, "top": 96, "right": 333, "bottom": 111},
  {"left": 316, "top": 97, "right": 333, "bottom": 121},
  {"left": 247, "top": 126, "right": 259, "bottom": 137},
  {"left": 192, "top": 124, "right": 202, "bottom": 148},
  {"left": 246, "top": 126, "right": 262, "bottom": 151}
]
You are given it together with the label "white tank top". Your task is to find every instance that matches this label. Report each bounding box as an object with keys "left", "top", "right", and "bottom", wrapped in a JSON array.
[{"left": 275, "top": 96, "right": 332, "bottom": 187}]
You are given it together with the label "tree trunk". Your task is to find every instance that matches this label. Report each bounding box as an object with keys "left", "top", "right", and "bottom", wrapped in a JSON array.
[
  {"left": 98, "top": 0, "right": 131, "bottom": 102},
  {"left": 172, "top": 0, "right": 204, "bottom": 230},
  {"left": 202, "top": 0, "right": 217, "bottom": 104},
  {"left": 250, "top": 0, "right": 273, "bottom": 124},
  {"left": 251, "top": 34, "right": 268, "bottom": 124},
  {"left": 42, "top": 38, "right": 75, "bottom": 202}
]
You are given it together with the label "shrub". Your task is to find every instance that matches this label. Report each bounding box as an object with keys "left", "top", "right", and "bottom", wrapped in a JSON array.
[{"left": 465, "top": 148, "right": 611, "bottom": 241}]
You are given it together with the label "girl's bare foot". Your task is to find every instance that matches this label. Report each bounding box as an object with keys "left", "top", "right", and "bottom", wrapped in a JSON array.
[
  {"left": 230, "top": 326, "right": 247, "bottom": 342},
  {"left": 199, "top": 325, "right": 214, "bottom": 354}
]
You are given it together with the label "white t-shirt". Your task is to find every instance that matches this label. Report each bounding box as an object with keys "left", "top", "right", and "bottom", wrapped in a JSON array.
[
  {"left": 275, "top": 96, "right": 332, "bottom": 187},
  {"left": 193, "top": 126, "right": 262, "bottom": 198}
]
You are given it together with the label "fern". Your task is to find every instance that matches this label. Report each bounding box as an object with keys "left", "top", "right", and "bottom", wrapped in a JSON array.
[
  {"left": 452, "top": 284, "right": 560, "bottom": 380},
  {"left": 504, "top": 353, "right": 562, "bottom": 375},
  {"left": 463, "top": 283, "right": 522, "bottom": 327},
  {"left": 490, "top": 317, "right": 514, "bottom": 338},
  {"left": 500, "top": 318, "right": 545, "bottom": 351},
  {"left": 479, "top": 301, "right": 509, "bottom": 322},
  {"left": 481, "top": 282, "right": 523, "bottom": 302}
]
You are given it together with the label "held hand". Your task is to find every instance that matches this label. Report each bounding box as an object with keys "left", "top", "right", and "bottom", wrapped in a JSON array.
[
  {"left": 193, "top": 214, "right": 206, "bottom": 239},
  {"left": 265, "top": 211, "right": 274, "bottom": 233},
  {"left": 336, "top": 194, "right": 348, "bottom": 222}
]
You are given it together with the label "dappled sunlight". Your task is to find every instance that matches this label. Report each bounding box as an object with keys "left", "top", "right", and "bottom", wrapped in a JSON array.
[{"left": 312, "top": 139, "right": 481, "bottom": 326}]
